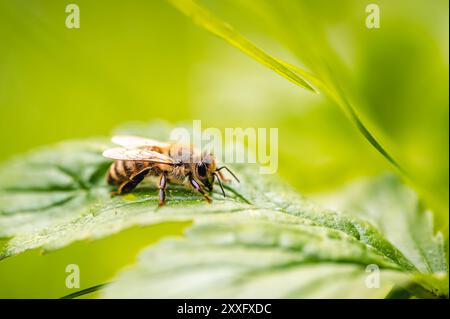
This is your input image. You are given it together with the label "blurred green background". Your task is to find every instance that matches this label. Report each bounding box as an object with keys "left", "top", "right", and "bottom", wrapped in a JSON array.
[{"left": 0, "top": 0, "right": 448, "bottom": 297}]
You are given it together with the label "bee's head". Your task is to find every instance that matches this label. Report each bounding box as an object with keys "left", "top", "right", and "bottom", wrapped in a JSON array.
[
  {"left": 195, "top": 153, "right": 216, "bottom": 192},
  {"left": 194, "top": 153, "right": 239, "bottom": 197}
]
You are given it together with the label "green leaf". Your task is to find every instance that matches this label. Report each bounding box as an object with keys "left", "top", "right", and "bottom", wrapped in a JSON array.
[
  {"left": 101, "top": 172, "right": 449, "bottom": 298},
  {"left": 165, "top": 0, "right": 316, "bottom": 93},
  {"left": 0, "top": 123, "right": 447, "bottom": 298},
  {"left": 338, "top": 174, "right": 448, "bottom": 274},
  {"left": 0, "top": 140, "right": 112, "bottom": 239},
  {"left": 0, "top": 139, "right": 250, "bottom": 258},
  {"left": 0, "top": 137, "right": 403, "bottom": 268},
  {"left": 0, "top": 123, "right": 400, "bottom": 263},
  {"left": 102, "top": 217, "right": 412, "bottom": 298},
  {"left": 332, "top": 174, "right": 449, "bottom": 296}
]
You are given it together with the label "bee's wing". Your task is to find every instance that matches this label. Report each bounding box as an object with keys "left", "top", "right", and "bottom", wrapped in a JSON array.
[
  {"left": 111, "top": 135, "right": 171, "bottom": 149},
  {"left": 102, "top": 147, "right": 174, "bottom": 164}
]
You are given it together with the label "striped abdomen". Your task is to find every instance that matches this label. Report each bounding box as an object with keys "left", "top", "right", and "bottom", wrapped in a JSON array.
[{"left": 107, "top": 160, "right": 153, "bottom": 186}]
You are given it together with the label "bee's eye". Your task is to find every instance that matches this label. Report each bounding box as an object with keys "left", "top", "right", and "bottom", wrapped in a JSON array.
[{"left": 197, "top": 163, "right": 207, "bottom": 177}]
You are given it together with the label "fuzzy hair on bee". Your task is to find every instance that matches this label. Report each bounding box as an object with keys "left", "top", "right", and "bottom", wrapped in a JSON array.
[{"left": 102, "top": 135, "right": 239, "bottom": 207}]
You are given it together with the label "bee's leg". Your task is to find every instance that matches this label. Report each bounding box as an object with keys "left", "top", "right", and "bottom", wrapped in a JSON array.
[
  {"left": 116, "top": 171, "right": 148, "bottom": 195},
  {"left": 190, "top": 178, "right": 212, "bottom": 203},
  {"left": 157, "top": 174, "right": 167, "bottom": 207},
  {"left": 117, "top": 180, "right": 139, "bottom": 194},
  {"left": 110, "top": 182, "right": 129, "bottom": 197}
]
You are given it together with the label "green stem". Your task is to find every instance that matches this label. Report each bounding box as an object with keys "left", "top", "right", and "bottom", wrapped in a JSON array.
[{"left": 60, "top": 282, "right": 110, "bottom": 299}]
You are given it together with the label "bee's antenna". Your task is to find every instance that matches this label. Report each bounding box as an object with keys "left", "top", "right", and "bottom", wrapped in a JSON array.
[
  {"left": 216, "top": 166, "right": 240, "bottom": 183},
  {"left": 213, "top": 173, "right": 226, "bottom": 197}
]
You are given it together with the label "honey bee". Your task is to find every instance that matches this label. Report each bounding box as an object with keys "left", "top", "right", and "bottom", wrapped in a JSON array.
[{"left": 102, "top": 135, "right": 239, "bottom": 206}]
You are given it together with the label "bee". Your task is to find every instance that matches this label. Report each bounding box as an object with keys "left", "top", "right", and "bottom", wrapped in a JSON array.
[{"left": 102, "top": 135, "right": 239, "bottom": 206}]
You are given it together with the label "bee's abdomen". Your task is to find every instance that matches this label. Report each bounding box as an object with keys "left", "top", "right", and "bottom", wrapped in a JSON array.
[{"left": 107, "top": 160, "right": 148, "bottom": 185}]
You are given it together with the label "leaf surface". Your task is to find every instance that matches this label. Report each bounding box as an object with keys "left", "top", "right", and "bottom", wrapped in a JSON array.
[{"left": 0, "top": 123, "right": 446, "bottom": 298}]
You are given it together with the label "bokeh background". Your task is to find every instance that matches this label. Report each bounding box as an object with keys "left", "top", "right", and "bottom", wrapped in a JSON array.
[{"left": 0, "top": 0, "right": 448, "bottom": 297}]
